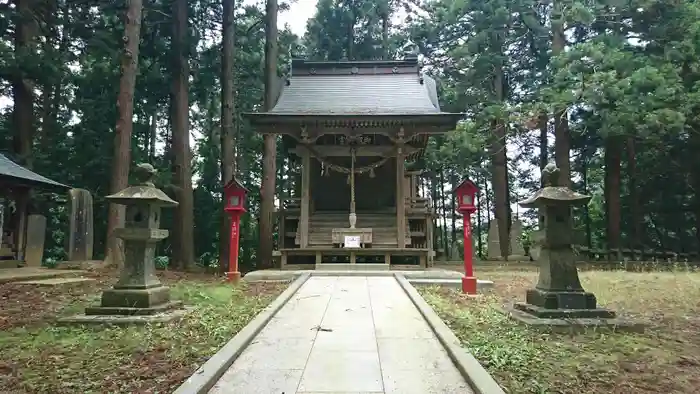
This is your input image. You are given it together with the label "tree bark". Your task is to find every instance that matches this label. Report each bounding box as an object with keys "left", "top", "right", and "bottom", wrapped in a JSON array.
[
  {"left": 538, "top": 112, "right": 548, "bottom": 171},
  {"left": 552, "top": 4, "right": 571, "bottom": 187},
  {"left": 148, "top": 111, "right": 157, "bottom": 161},
  {"left": 381, "top": 7, "right": 389, "bottom": 60},
  {"left": 626, "top": 136, "right": 641, "bottom": 252},
  {"left": 219, "top": 0, "right": 236, "bottom": 275},
  {"left": 604, "top": 136, "right": 622, "bottom": 259},
  {"left": 439, "top": 169, "right": 448, "bottom": 255},
  {"left": 259, "top": 0, "right": 279, "bottom": 270},
  {"left": 491, "top": 57, "right": 509, "bottom": 259},
  {"left": 171, "top": 0, "right": 195, "bottom": 270},
  {"left": 12, "top": 0, "right": 37, "bottom": 168},
  {"left": 106, "top": 0, "right": 144, "bottom": 266}
]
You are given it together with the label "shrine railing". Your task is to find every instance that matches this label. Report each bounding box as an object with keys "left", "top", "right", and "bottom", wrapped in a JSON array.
[
  {"left": 280, "top": 197, "right": 301, "bottom": 211},
  {"left": 405, "top": 197, "right": 430, "bottom": 213}
]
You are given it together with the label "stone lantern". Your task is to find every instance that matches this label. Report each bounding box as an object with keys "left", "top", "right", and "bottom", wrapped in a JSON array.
[
  {"left": 506, "top": 163, "right": 627, "bottom": 328},
  {"left": 83, "top": 163, "right": 182, "bottom": 321}
]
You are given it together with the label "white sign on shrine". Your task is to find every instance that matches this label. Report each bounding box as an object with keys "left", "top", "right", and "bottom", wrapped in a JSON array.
[{"left": 344, "top": 235, "right": 361, "bottom": 248}]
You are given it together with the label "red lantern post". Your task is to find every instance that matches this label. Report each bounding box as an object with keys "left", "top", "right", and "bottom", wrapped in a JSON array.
[
  {"left": 453, "top": 179, "right": 479, "bottom": 294},
  {"left": 223, "top": 178, "right": 248, "bottom": 283}
]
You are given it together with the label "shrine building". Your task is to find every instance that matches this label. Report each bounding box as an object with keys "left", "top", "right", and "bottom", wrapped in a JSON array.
[{"left": 245, "top": 55, "right": 462, "bottom": 269}]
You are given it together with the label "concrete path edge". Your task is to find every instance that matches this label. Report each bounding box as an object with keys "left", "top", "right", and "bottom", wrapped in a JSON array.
[
  {"left": 394, "top": 274, "right": 506, "bottom": 394},
  {"left": 172, "top": 272, "right": 311, "bottom": 394}
]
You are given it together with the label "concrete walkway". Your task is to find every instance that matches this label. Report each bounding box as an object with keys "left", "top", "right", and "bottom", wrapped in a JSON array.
[{"left": 210, "top": 276, "right": 473, "bottom": 394}]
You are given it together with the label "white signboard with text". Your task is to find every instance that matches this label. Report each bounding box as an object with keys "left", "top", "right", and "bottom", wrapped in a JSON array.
[{"left": 344, "top": 235, "right": 361, "bottom": 248}]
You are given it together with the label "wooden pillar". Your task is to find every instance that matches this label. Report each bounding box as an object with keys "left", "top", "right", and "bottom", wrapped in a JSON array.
[
  {"left": 396, "top": 148, "right": 406, "bottom": 248},
  {"left": 300, "top": 150, "right": 311, "bottom": 248}
]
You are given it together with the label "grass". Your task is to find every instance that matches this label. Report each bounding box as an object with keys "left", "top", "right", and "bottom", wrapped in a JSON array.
[
  {"left": 419, "top": 269, "right": 700, "bottom": 394},
  {"left": 0, "top": 270, "right": 286, "bottom": 393}
]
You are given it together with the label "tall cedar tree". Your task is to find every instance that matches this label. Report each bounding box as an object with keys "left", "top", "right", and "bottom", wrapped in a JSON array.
[
  {"left": 259, "top": 0, "right": 279, "bottom": 269},
  {"left": 105, "top": 0, "right": 144, "bottom": 267},
  {"left": 171, "top": 0, "right": 196, "bottom": 270},
  {"left": 220, "top": 0, "right": 236, "bottom": 273}
]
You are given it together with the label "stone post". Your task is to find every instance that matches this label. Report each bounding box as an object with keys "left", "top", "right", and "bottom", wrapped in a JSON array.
[
  {"left": 24, "top": 214, "right": 47, "bottom": 267},
  {"left": 513, "top": 163, "right": 614, "bottom": 319},
  {"left": 84, "top": 163, "right": 180, "bottom": 316},
  {"left": 508, "top": 217, "right": 528, "bottom": 261},
  {"left": 487, "top": 219, "right": 501, "bottom": 260},
  {"left": 66, "top": 188, "right": 94, "bottom": 261}
]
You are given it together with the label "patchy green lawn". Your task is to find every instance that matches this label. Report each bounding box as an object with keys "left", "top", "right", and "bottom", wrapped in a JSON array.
[
  {"left": 419, "top": 270, "right": 700, "bottom": 394},
  {"left": 0, "top": 270, "right": 286, "bottom": 393}
]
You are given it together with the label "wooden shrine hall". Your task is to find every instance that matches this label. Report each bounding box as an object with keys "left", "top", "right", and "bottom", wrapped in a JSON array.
[{"left": 246, "top": 56, "right": 462, "bottom": 269}]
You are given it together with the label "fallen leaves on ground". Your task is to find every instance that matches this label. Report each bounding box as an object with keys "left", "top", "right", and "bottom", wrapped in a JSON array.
[{"left": 0, "top": 268, "right": 286, "bottom": 394}]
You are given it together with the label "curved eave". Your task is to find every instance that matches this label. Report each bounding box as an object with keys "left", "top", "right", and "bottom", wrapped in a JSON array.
[
  {"left": 243, "top": 112, "right": 464, "bottom": 127},
  {"left": 0, "top": 174, "right": 71, "bottom": 192}
]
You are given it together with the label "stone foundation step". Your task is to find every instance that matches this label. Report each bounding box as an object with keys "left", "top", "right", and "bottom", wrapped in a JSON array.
[
  {"left": 315, "top": 263, "right": 390, "bottom": 271},
  {"left": 0, "top": 267, "right": 87, "bottom": 284},
  {"left": 408, "top": 278, "right": 495, "bottom": 292},
  {"left": 15, "top": 277, "right": 96, "bottom": 286}
]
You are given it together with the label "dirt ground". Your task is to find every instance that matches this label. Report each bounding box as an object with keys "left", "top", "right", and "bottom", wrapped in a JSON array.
[
  {"left": 420, "top": 269, "right": 700, "bottom": 394},
  {"left": 0, "top": 268, "right": 286, "bottom": 394}
]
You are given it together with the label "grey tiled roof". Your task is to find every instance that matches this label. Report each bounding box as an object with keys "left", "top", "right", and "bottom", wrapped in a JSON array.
[
  {"left": 0, "top": 153, "right": 70, "bottom": 190},
  {"left": 269, "top": 73, "right": 442, "bottom": 115}
]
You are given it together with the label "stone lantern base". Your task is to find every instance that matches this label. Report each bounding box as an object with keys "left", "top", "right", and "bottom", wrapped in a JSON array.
[
  {"left": 515, "top": 288, "right": 616, "bottom": 319},
  {"left": 501, "top": 303, "right": 646, "bottom": 333},
  {"left": 58, "top": 286, "right": 188, "bottom": 326},
  {"left": 84, "top": 286, "right": 183, "bottom": 316}
]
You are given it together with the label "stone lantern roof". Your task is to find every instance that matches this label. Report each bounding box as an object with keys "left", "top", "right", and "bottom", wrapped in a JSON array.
[
  {"left": 105, "top": 164, "right": 178, "bottom": 207},
  {"left": 518, "top": 163, "right": 590, "bottom": 208}
]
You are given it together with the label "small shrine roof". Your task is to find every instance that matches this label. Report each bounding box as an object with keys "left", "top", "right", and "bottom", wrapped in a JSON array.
[
  {"left": 245, "top": 57, "right": 463, "bottom": 123},
  {"left": 0, "top": 153, "right": 70, "bottom": 190}
]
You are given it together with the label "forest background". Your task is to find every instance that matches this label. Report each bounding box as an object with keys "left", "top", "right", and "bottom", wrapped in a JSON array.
[{"left": 1, "top": 0, "right": 698, "bottom": 271}]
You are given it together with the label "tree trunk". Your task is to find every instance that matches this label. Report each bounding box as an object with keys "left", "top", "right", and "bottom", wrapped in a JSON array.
[
  {"left": 552, "top": 4, "right": 571, "bottom": 186},
  {"left": 538, "top": 112, "right": 548, "bottom": 171},
  {"left": 439, "top": 169, "right": 448, "bottom": 255},
  {"left": 693, "top": 126, "right": 700, "bottom": 252},
  {"left": 626, "top": 136, "right": 641, "bottom": 252},
  {"left": 381, "top": 11, "right": 389, "bottom": 60},
  {"left": 171, "top": 0, "right": 195, "bottom": 270},
  {"left": 148, "top": 111, "right": 157, "bottom": 161},
  {"left": 219, "top": 0, "right": 236, "bottom": 275},
  {"left": 12, "top": 0, "right": 37, "bottom": 168},
  {"left": 106, "top": 0, "right": 144, "bottom": 266},
  {"left": 259, "top": 0, "right": 279, "bottom": 270},
  {"left": 604, "top": 136, "right": 622, "bottom": 259},
  {"left": 491, "top": 58, "right": 509, "bottom": 259},
  {"left": 582, "top": 151, "right": 592, "bottom": 249},
  {"left": 476, "top": 174, "right": 483, "bottom": 258}
]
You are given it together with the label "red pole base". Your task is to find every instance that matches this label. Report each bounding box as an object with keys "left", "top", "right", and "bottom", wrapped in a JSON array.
[
  {"left": 461, "top": 276, "right": 477, "bottom": 295},
  {"left": 226, "top": 271, "right": 242, "bottom": 283}
]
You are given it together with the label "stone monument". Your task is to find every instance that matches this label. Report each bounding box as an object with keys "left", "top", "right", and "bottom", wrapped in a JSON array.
[
  {"left": 502, "top": 163, "right": 643, "bottom": 331},
  {"left": 508, "top": 216, "right": 527, "bottom": 261},
  {"left": 486, "top": 219, "right": 501, "bottom": 260},
  {"left": 24, "top": 214, "right": 47, "bottom": 267},
  {"left": 60, "top": 163, "right": 187, "bottom": 325},
  {"left": 449, "top": 241, "right": 461, "bottom": 260},
  {"left": 66, "top": 188, "right": 94, "bottom": 261}
]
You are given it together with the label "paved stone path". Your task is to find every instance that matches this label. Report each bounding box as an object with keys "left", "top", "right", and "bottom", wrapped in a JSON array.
[{"left": 210, "top": 276, "right": 473, "bottom": 394}]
